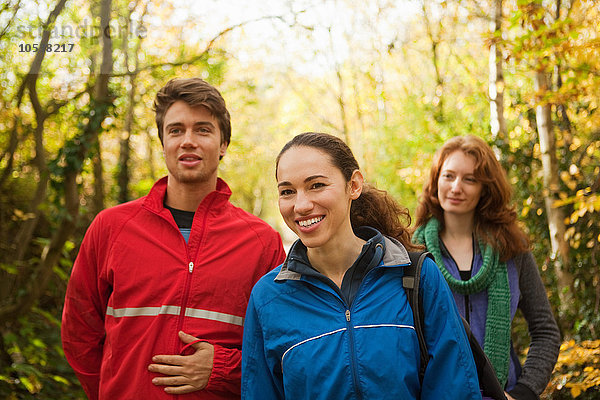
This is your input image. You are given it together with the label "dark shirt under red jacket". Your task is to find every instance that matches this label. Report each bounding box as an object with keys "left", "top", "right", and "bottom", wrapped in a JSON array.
[{"left": 62, "top": 177, "right": 286, "bottom": 400}]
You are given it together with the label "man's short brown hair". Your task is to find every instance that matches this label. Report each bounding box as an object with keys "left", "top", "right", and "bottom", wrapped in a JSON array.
[{"left": 153, "top": 78, "right": 231, "bottom": 146}]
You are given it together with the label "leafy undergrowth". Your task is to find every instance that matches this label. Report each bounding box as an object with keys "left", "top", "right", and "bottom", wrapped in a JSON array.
[{"left": 542, "top": 340, "right": 600, "bottom": 399}]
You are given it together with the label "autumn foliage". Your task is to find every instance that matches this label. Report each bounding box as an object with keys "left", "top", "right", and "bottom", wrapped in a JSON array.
[{"left": 543, "top": 340, "right": 600, "bottom": 399}]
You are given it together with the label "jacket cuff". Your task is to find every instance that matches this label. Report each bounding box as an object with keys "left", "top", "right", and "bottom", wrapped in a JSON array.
[
  {"left": 205, "top": 343, "right": 241, "bottom": 395},
  {"left": 207, "top": 343, "right": 223, "bottom": 385},
  {"left": 508, "top": 383, "right": 539, "bottom": 400}
]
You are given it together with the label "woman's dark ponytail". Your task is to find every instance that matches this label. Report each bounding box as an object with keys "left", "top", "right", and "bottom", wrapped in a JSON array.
[{"left": 351, "top": 183, "right": 419, "bottom": 249}]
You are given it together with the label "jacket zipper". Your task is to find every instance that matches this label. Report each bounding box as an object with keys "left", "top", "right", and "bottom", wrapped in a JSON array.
[
  {"left": 157, "top": 196, "right": 215, "bottom": 400},
  {"left": 342, "top": 265, "right": 387, "bottom": 399},
  {"left": 343, "top": 266, "right": 384, "bottom": 400},
  {"left": 345, "top": 309, "right": 363, "bottom": 399},
  {"left": 175, "top": 232, "right": 193, "bottom": 339},
  {"left": 174, "top": 196, "right": 216, "bottom": 343},
  {"left": 296, "top": 278, "right": 365, "bottom": 398},
  {"left": 288, "top": 258, "right": 388, "bottom": 399}
]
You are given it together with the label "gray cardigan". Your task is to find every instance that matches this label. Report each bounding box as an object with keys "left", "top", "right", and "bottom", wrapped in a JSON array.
[{"left": 509, "top": 251, "right": 561, "bottom": 399}]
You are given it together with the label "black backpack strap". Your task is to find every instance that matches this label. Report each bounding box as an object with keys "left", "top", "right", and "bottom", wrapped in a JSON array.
[
  {"left": 462, "top": 317, "right": 508, "bottom": 400},
  {"left": 404, "top": 252, "right": 507, "bottom": 400},
  {"left": 403, "top": 251, "right": 433, "bottom": 383}
]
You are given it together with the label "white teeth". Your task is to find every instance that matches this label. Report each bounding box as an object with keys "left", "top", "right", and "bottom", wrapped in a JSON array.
[{"left": 298, "top": 217, "right": 323, "bottom": 227}]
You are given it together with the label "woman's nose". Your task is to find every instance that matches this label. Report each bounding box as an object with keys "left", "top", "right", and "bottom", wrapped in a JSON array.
[
  {"left": 294, "top": 191, "right": 313, "bottom": 213},
  {"left": 450, "top": 179, "right": 461, "bottom": 192}
]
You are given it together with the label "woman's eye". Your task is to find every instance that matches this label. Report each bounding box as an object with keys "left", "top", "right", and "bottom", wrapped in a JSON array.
[
  {"left": 279, "top": 189, "right": 294, "bottom": 196},
  {"left": 310, "top": 182, "right": 325, "bottom": 189}
]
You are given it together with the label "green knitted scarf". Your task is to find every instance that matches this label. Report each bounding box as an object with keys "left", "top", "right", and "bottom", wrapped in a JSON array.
[{"left": 413, "top": 218, "right": 511, "bottom": 387}]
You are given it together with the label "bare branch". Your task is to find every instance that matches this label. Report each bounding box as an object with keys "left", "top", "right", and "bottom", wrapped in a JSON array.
[
  {"left": 111, "top": 14, "right": 288, "bottom": 77},
  {"left": 0, "top": 0, "right": 23, "bottom": 41}
]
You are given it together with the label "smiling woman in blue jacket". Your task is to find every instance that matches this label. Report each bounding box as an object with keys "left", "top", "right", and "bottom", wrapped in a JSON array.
[{"left": 241, "top": 132, "right": 482, "bottom": 399}]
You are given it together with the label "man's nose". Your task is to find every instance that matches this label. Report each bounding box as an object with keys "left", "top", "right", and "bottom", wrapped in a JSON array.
[{"left": 180, "top": 129, "right": 197, "bottom": 147}]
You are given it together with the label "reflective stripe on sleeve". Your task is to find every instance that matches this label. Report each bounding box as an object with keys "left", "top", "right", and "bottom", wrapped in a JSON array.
[
  {"left": 106, "top": 305, "right": 244, "bottom": 326},
  {"left": 185, "top": 308, "right": 244, "bottom": 326}
]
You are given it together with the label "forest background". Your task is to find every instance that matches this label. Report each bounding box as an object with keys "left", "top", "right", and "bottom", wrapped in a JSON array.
[{"left": 0, "top": 0, "right": 599, "bottom": 398}]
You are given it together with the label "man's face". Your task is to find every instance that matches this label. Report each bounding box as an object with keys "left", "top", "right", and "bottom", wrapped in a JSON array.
[{"left": 162, "top": 100, "right": 227, "bottom": 187}]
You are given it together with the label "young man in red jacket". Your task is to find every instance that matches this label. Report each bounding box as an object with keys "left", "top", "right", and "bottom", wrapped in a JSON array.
[{"left": 61, "top": 78, "right": 286, "bottom": 399}]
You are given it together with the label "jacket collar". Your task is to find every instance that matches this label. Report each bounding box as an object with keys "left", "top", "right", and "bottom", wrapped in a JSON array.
[
  {"left": 381, "top": 236, "right": 411, "bottom": 266},
  {"left": 142, "top": 176, "right": 232, "bottom": 215},
  {"left": 275, "top": 227, "right": 411, "bottom": 282}
]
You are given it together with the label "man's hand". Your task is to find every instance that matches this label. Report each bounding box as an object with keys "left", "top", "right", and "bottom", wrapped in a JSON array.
[{"left": 148, "top": 331, "right": 215, "bottom": 394}]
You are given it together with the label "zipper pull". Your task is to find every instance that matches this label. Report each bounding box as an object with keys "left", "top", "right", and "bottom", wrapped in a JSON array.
[
  {"left": 188, "top": 262, "right": 194, "bottom": 273},
  {"left": 345, "top": 309, "right": 351, "bottom": 322}
]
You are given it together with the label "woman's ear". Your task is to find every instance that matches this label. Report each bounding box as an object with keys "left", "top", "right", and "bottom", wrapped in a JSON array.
[{"left": 349, "top": 170, "right": 364, "bottom": 200}]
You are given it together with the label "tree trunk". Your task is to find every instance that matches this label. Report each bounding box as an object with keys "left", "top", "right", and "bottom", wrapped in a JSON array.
[
  {"left": 92, "top": 141, "right": 105, "bottom": 214},
  {"left": 117, "top": 130, "right": 132, "bottom": 203},
  {"left": 489, "top": 0, "right": 506, "bottom": 141},
  {"left": 327, "top": 27, "right": 350, "bottom": 144},
  {"left": 117, "top": 6, "right": 144, "bottom": 203},
  {"left": 535, "top": 70, "right": 574, "bottom": 325},
  {"left": 89, "top": 0, "right": 113, "bottom": 214},
  {"left": 421, "top": 0, "right": 444, "bottom": 123},
  {"left": 146, "top": 129, "right": 157, "bottom": 182},
  {"left": 553, "top": 0, "right": 573, "bottom": 136}
]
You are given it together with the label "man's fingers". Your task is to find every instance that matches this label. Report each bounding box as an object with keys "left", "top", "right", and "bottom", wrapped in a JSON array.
[
  {"left": 178, "top": 331, "right": 212, "bottom": 350},
  {"left": 164, "top": 384, "right": 198, "bottom": 395},
  {"left": 151, "top": 354, "right": 184, "bottom": 365},
  {"left": 152, "top": 375, "right": 199, "bottom": 395},
  {"left": 148, "top": 363, "right": 183, "bottom": 376},
  {"left": 178, "top": 330, "right": 197, "bottom": 343},
  {"left": 152, "top": 375, "right": 187, "bottom": 386}
]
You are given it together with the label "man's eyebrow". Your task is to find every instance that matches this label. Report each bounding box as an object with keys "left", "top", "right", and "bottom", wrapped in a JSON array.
[
  {"left": 165, "top": 121, "right": 216, "bottom": 129},
  {"left": 193, "top": 121, "right": 215, "bottom": 127},
  {"left": 165, "top": 122, "right": 183, "bottom": 129},
  {"left": 277, "top": 175, "right": 327, "bottom": 188}
]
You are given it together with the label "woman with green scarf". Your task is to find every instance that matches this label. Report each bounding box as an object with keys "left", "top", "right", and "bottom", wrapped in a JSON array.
[{"left": 413, "top": 136, "right": 560, "bottom": 400}]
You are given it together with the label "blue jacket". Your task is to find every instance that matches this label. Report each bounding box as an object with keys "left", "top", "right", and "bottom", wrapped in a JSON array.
[{"left": 241, "top": 235, "right": 482, "bottom": 399}]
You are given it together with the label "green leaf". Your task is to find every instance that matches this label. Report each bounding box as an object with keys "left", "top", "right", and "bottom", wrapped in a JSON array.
[
  {"left": 0, "top": 263, "right": 18, "bottom": 274},
  {"left": 52, "top": 375, "right": 71, "bottom": 385}
]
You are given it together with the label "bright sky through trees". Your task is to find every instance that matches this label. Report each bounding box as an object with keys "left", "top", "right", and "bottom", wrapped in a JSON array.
[{"left": 157, "top": 0, "right": 420, "bottom": 74}]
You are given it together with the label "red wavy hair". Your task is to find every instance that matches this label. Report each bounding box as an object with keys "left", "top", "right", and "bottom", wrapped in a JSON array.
[{"left": 415, "top": 135, "right": 529, "bottom": 261}]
